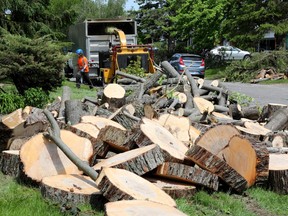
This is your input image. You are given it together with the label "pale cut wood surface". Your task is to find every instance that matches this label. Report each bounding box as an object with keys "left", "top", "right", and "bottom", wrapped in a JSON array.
[
  {"left": 193, "top": 97, "right": 214, "bottom": 114},
  {"left": 105, "top": 200, "right": 187, "bottom": 216},
  {"left": 80, "top": 116, "right": 126, "bottom": 130},
  {"left": 140, "top": 117, "right": 188, "bottom": 161},
  {"left": 20, "top": 130, "right": 93, "bottom": 182},
  {"left": 95, "top": 167, "right": 176, "bottom": 207}
]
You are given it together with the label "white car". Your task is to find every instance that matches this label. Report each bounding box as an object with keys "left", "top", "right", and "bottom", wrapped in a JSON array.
[{"left": 210, "top": 46, "right": 251, "bottom": 61}]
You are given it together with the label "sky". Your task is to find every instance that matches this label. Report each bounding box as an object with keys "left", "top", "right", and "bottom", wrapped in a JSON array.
[{"left": 125, "top": 0, "right": 139, "bottom": 11}]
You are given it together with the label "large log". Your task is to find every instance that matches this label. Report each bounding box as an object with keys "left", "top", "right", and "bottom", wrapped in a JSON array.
[
  {"left": 264, "top": 107, "right": 288, "bottom": 131},
  {"left": 95, "top": 167, "right": 176, "bottom": 207},
  {"left": 20, "top": 130, "right": 93, "bottom": 182},
  {"left": 101, "top": 83, "right": 126, "bottom": 110},
  {"left": 93, "top": 144, "right": 166, "bottom": 175},
  {"left": 155, "top": 162, "right": 219, "bottom": 191},
  {"left": 105, "top": 200, "right": 187, "bottom": 216},
  {"left": 186, "top": 145, "right": 248, "bottom": 193},
  {"left": 195, "top": 124, "right": 240, "bottom": 155},
  {"left": 0, "top": 150, "right": 22, "bottom": 177},
  {"left": 40, "top": 174, "right": 103, "bottom": 207}
]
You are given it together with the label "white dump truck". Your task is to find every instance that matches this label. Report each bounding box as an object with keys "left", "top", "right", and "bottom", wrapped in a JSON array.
[{"left": 67, "top": 18, "right": 138, "bottom": 83}]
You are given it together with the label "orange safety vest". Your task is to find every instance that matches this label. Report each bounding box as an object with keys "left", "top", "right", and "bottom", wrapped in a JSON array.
[{"left": 77, "top": 56, "right": 89, "bottom": 72}]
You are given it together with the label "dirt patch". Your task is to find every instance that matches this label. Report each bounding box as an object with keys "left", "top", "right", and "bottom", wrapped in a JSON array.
[{"left": 232, "top": 194, "right": 274, "bottom": 216}]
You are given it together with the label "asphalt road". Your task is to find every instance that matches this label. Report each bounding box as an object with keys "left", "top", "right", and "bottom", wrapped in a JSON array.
[{"left": 222, "top": 82, "right": 288, "bottom": 107}]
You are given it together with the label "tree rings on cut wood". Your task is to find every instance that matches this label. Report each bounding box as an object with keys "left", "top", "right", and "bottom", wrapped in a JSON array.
[
  {"left": 195, "top": 124, "right": 240, "bottom": 155},
  {"left": 193, "top": 97, "right": 214, "bottom": 114},
  {"left": 93, "top": 144, "right": 166, "bottom": 175},
  {"left": 140, "top": 117, "right": 188, "bottom": 162},
  {"left": 105, "top": 200, "right": 187, "bottom": 216},
  {"left": 268, "top": 154, "right": 288, "bottom": 194},
  {"left": 20, "top": 131, "right": 93, "bottom": 182},
  {"left": 102, "top": 83, "right": 126, "bottom": 109},
  {"left": 95, "top": 167, "right": 176, "bottom": 207},
  {"left": 155, "top": 162, "right": 219, "bottom": 191},
  {"left": 217, "top": 135, "right": 257, "bottom": 187},
  {"left": 186, "top": 145, "right": 247, "bottom": 193},
  {"left": 40, "top": 174, "right": 103, "bottom": 207},
  {"left": 145, "top": 177, "right": 197, "bottom": 198}
]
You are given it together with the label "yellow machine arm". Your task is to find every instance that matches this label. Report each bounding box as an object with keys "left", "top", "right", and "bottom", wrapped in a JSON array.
[{"left": 113, "top": 29, "right": 127, "bottom": 46}]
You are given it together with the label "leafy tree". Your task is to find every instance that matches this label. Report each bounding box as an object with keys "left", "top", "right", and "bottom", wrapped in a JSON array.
[{"left": 0, "top": 30, "right": 68, "bottom": 95}]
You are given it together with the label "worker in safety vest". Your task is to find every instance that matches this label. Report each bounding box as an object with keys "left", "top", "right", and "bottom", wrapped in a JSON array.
[{"left": 75, "top": 49, "right": 93, "bottom": 89}]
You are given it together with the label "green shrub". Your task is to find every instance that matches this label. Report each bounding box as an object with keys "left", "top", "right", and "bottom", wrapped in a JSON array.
[
  {"left": 24, "top": 88, "right": 50, "bottom": 109},
  {"left": 121, "top": 56, "right": 146, "bottom": 78},
  {"left": 0, "top": 92, "right": 25, "bottom": 114}
]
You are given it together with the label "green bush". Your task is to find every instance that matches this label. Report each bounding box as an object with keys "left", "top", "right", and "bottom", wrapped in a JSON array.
[
  {"left": 0, "top": 93, "right": 25, "bottom": 114},
  {"left": 24, "top": 88, "right": 50, "bottom": 109},
  {"left": 0, "top": 88, "right": 50, "bottom": 114}
]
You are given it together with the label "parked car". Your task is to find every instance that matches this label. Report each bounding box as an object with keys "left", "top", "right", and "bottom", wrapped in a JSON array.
[
  {"left": 169, "top": 53, "right": 205, "bottom": 78},
  {"left": 210, "top": 46, "right": 251, "bottom": 61}
]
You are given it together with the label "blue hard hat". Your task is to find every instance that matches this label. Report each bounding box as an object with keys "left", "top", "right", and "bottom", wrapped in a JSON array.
[{"left": 75, "top": 49, "right": 83, "bottom": 55}]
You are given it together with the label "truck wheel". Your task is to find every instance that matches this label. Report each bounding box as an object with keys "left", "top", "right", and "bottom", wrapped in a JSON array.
[{"left": 161, "top": 61, "right": 180, "bottom": 78}]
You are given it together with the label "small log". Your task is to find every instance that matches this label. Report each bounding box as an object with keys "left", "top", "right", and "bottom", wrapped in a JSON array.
[
  {"left": 58, "top": 86, "right": 71, "bottom": 119},
  {"left": 0, "top": 150, "right": 23, "bottom": 177},
  {"left": 161, "top": 61, "right": 180, "bottom": 78},
  {"left": 250, "top": 77, "right": 270, "bottom": 83},
  {"left": 264, "top": 107, "right": 288, "bottom": 131},
  {"left": 80, "top": 116, "right": 126, "bottom": 130},
  {"left": 101, "top": 84, "right": 126, "bottom": 110},
  {"left": 228, "top": 104, "right": 242, "bottom": 120},
  {"left": 186, "top": 145, "right": 247, "bottom": 193},
  {"left": 93, "top": 144, "right": 166, "bottom": 175},
  {"left": 241, "top": 106, "right": 260, "bottom": 120},
  {"left": 243, "top": 121, "right": 271, "bottom": 136},
  {"left": 155, "top": 162, "right": 219, "bottom": 191},
  {"left": 264, "top": 131, "right": 288, "bottom": 147},
  {"left": 145, "top": 177, "right": 197, "bottom": 199},
  {"left": 198, "top": 79, "right": 229, "bottom": 95},
  {"left": 116, "top": 70, "right": 146, "bottom": 82},
  {"left": 105, "top": 200, "right": 187, "bottom": 216},
  {"left": 65, "top": 100, "right": 93, "bottom": 125},
  {"left": 268, "top": 154, "right": 288, "bottom": 194},
  {"left": 95, "top": 167, "right": 176, "bottom": 207},
  {"left": 184, "top": 70, "right": 200, "bottom": 97},
  {"left": 183, "top": 83, "right": 194, "bottom": 110},
  {"left": 193, "top": 97, "right": 214, "bottom": 114},
  {"left": 258, "top": 103, "right": 287, "bottom": 122}
]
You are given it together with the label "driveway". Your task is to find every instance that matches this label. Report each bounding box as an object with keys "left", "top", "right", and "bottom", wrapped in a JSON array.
[{"left": 222, "top": 82, "right": 288, "bottom": 107}]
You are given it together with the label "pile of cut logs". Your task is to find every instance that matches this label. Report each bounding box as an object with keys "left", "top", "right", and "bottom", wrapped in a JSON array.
[
  {"left": 1, "top": 61, "right": 288, "bottom": 215},
  {"left": 250, "top": 67, "right": 288, "bottom": 83}
]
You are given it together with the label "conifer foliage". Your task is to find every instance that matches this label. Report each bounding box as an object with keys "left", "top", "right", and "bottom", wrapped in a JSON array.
[{"left": 0, "top": 30, "right": 66, "bottom": 95}]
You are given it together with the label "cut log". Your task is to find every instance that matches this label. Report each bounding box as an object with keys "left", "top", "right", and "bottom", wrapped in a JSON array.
[
  {"left": 258, "top": 103, "right": 287, "bottom": 122},
  {"left": 228, "top": 104, "right": 242, "bottom": 120},
  {"left": 217, "top": 135, "right": 257, "bottom": 187},
  {"left": 116, "top": 70, "right": 146, "bottom": 83},
  {"left": 93, "top": 144, "right": 166, "bottom": 175},
  {"left": 195, "top": 124, "right": 240, "bottom": 155},
  {"left": 20, "top": 130, "right": 93, "bottom": 182},
  {"left": 95, "top": 167, "right": 176, "bottom": 207},
  {"left": 80, "top": 116, "right": 126, "bottom": 130},
  {"left": 0, "top": 150, "right": 22, "bottom": 177},
  {"left": 264, "top": 107, "right": 288, "bottom": 131},
  {"left": 268, "top": 154, "right": 288, "bottom": 194},
  {"left": 101, "top": 83, "right": 126, "bottom": 109},
  {"left": 154, "top": 114, "right": 190, "bottom": 144},
  {"left": 264, "top": 131, "right": 288, "bottom": 147},
  {"left": 252, "top": 143, "right": 269, "bottom": 185},
  {"left": 161, "top": 61, "right": 180, "bottom": 78},
  {"left": 58, "top": 86, "right": 71, "bottom": 119},
  {"left": 105, "top": 200, "right": 187, "bottom": 216},
  {"left": 40, "top": 174, "right": 103, "bottom": 207},
  {"left": 138, "top": 118, "right": 189, "bottom": 162},
  {"left": 193, "top": 97, "right": 214, "bottom": 114},
  {"left": 186, "top": 145, "right": 247, "bottom": 193},
  {"left": 155, "top": 162, "right": 219, "bottom": 191},
  {"left": 145, "top": 177, "right": 197, "bottom": 198},
  {"left": 65, "top": 100, "right": 94, "bottom": 125},
  {"left": 243, "top": 121, "right": 271, "bottom": 136}
]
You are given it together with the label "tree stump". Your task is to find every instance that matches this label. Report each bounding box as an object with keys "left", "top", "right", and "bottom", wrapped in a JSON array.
[
  {"left": 105, "top": 200, "right": 187, "bottom": 216},
  {"left": 155, "top": 162, "right": 219, "bottom": 191},
  {"left": 268, "top": 154, "right": 288, "bottom": 194},
  {"left": 93, "top": 144, "right": 166, "bottom": 175},
  {"left": 40, "top": 174, "right": 104, "bottom": 207},
  {"left": 95, "top": 167, "right": 176, "bottom": 207},
  {"left": 20, "top": 131, "right": 93, "bottom": 182}
]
